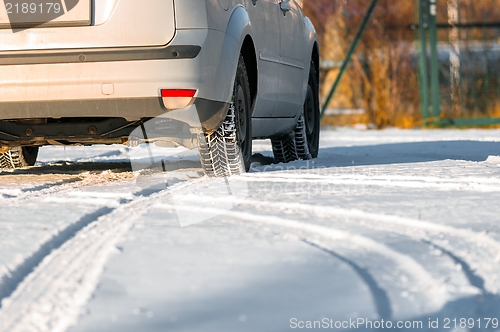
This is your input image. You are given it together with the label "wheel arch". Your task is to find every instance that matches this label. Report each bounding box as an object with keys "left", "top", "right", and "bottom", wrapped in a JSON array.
[
  {"left": 240, "top": 35, "right": 258, "bottom": 112},
  {"left": 312, "top": 41, "right": 320, "bottom": 84},
  {"left": 302, "top": 17, "right": 320, "bottom": 102},
  {"left": 217, "top": 6, "right": 255, "bottom": 105}
]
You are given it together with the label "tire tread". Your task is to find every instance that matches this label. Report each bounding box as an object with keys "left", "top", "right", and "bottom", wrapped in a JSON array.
[
  {"left": 198, "top": 56, "right": 250, "bottom": 178},
  {"left": 0, "top": 147, "right": 38, "bottom": 170}
]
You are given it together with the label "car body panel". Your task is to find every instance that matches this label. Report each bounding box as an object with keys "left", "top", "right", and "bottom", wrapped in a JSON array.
[
  {"left": 0, "top": 30, "right": 211, "bottom": 106},
  {"left": 274, "top": 0, "right": 307, "bottom": 117},
  {"left": 246, "top": 0, "right": 280, "bottom": 118},
  {"left": 0, "top": 0, "right": 319, "bottom": 147}
]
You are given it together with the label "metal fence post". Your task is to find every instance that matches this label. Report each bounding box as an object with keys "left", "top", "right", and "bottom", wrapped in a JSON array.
[
  {"left": 428, "top": 0, "right": 441, "bottom": 119},
  {"left": 320, "top": 0, "right": 381, "bottom": 119},
  {"left": 418, "top": 0, "right": 431, "bottom": 121}
]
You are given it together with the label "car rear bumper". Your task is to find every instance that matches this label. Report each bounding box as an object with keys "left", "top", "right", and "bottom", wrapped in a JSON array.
[
  {"left": 0, "top": 97, "right": 228, "bottom": 145},
  {"left": 0, "top": 29, "right": 230, "bottom": 120}
]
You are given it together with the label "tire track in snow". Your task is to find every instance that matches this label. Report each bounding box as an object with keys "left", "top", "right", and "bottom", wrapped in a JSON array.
[
  {"left": 0, "top": 179, "right": 78, "bottom": 199},
  {"left": 303, "top": 240, "right": 392, "bottom": 320},
  {"left": 170, "top": 194, "right": 500, "bottom": 258},
  {"left": 195, "top": 195, "right": 500, "bottom": 294},
  {"left": 19, "top": 178, "right": 82, "bottom": 194},
  {"left": 253, "top": 199, "right": 500, "bottom": 293},
  {"left": 0, "top": 178, "right": 81, "bottom": 199},
  {"left": 0, "top": 171, "right": 135, "bottom": 202},
  {"left": 0, "top": 208, "right": 114, "bottom": 308},
  {"left": 245, "top": 173, "right": 500, "bottom": 192},
  {"left": 155, "top": 203, "right": 449, "bottom": 316},
  {"left": 191, "top": 195, "right": 500, "bottom": 294},
  {"left": 0, "top": 178, "right": 206, "bottom": 332},
  {"left": 423, "top": 240, "right": 486, "bottom": 293}
]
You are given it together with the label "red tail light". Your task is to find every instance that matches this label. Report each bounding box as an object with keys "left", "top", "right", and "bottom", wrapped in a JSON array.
[
  {"left": 160, "top": 89, "right": 197, "bottom": 110},
  {"left": 161, "top": 89, "right": 196, "bottom": 98}
]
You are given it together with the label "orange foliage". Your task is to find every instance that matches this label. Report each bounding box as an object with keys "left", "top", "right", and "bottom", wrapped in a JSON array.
[{"left": 302, "top": 0, "right": 500, "bottom": 128}]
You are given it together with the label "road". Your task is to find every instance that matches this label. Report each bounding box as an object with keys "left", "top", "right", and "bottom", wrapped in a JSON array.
[{"left": 1, "top": 128, "right": 500, "bottom": 332}]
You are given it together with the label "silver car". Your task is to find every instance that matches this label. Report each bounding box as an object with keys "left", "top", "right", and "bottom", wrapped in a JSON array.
[{"left": 0, "top": 0, "right": 320, "bottom": 176}]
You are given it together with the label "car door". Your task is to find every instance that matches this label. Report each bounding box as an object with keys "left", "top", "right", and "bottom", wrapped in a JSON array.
[
  {"left": 245, "top": 0, "right": 281, "bottom": 118},
  {"left": 273, "top": 0, "right": 306, "bottom": 117}
]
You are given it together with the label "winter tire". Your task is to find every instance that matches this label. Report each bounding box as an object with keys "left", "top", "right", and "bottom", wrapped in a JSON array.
[
  {"left": 271, "top": 60, "right": 320, "bottom": 163},
  {"left": 0, "top": 146, "right": 39, "bottom": 169},
  {"left": 198, "top": 55, "right": 252, "bottom": 177}
]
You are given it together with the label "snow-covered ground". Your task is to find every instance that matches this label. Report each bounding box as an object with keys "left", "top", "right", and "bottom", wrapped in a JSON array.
[{"left": 1, "top": 128, "right": 500, "bottom": 332}]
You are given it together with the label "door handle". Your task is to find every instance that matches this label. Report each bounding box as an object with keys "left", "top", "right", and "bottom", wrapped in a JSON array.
[{"left": 280, "top": 1, "right": 291, "bottom": 14}]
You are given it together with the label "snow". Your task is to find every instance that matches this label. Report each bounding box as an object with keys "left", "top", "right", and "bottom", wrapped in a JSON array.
[{"left": 1, "top": 127, "right": 500, "bottom": 331}]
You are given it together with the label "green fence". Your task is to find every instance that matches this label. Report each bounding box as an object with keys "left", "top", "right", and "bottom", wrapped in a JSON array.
[
  {"left": 319, "top": 0, "right": 500, "bottom": 127},
  {"left": 418, "top": 0, "right": 500, "bottom": 126}
]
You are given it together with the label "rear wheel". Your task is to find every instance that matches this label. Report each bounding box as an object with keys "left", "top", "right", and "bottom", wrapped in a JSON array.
[
  {"left": 0, "top": 146, "right": 39, "bottom": 169},
  {"left": 198, "top": 55, "right": 252, "bottom": 177},
  {"left": 272, "top": 60, "right": 320, "bottom": 163}
]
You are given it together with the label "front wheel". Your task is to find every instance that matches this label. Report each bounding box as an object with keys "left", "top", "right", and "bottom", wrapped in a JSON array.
[
  {"left": 198, "top": 55, "right": 252, "bottom": 177},
  {"left": 272, "top": 60, "right": 320, "bottom": 163},
  {"left": 0, "top": 146, "right": 39, "bottom": 169}
]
